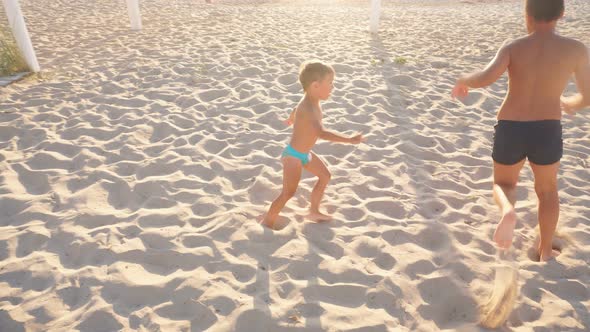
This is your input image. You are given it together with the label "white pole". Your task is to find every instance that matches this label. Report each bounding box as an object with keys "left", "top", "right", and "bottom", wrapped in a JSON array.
[
  {"left": 126, "top": 0, "right": 142, "bottom": 30},
  {"left": 2, "top": 0, "right": 40, "bottom": 72},
  {"left": 369, "top": 0, "right": 382, "bottom": 34}
]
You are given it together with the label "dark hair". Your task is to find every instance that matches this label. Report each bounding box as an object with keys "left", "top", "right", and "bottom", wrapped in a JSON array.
[
  {"left": 526, "top": 0, "right": 564, "bottom": 22},
  {"left": 299, "top": 61, "right": 334, "bottom": 91}
]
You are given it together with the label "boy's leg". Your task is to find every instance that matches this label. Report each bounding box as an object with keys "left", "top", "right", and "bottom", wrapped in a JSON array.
[
  {"left": 530, "top": 161, "right": 560, "bottom": 261},
  {"left": 304, "top": 152, "right": 332, "bottom": 221},
  {"left": 262, "top": 157, "right": 302, "bottom": 229},
  {"left": 492, "top": 160, "right": 525, "bottom": 249}
]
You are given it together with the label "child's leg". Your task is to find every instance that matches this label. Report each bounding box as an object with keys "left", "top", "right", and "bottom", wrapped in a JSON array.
[
  {"left": 530, "top": 161, "right": 560, "bottom": 261},
  {"left": 262, "top": 157, "right": 302, "bottom": 229},
  {"left": 304, "top": 152, "right": 332, "bottom": 221},
  {"left": 492, "top": 160, "right": 525, "bottom": 249}
]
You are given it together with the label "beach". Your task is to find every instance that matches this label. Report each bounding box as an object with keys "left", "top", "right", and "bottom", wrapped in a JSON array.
[{"left": 0, "top": 0, "right": 589, "bottom": 330}]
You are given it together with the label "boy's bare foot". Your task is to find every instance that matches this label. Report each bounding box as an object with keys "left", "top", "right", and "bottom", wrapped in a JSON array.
[
  {"left": 539, "top": 249, "right": 560, "bottom": 262},
  {"left": 538, "top": 241, "right": 561, "bottom": 262},
  {"left": 493, "top": 209, "right": 517, "bottom": 249},
  {"left": 308, "top": 210, "right": 332, "bottom": 222},
  {"left": 259, "top": 215, "right": 275, "bottom": 230}
]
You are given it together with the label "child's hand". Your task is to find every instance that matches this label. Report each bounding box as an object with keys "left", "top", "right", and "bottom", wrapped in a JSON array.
[
  {"left": 561, "top": 96, "right": 577, "bottom": 116},
  {"left": 284, "top": 108, "right": 296, "bottom": 126},
  {"left": 350, "top": 134, "right": 364, "bottom": 144},
  {"left": 451, "top": 79, "right": 469, "bottom": 100}
]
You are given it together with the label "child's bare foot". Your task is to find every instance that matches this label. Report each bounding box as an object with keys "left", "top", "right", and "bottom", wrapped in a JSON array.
[
  {"left": 259, "top": 215, "right": 275, "bottom": 230},
  {"left": 538, "top": 242, "right": 561, "bottom": 262},
  {"left": 493, "top": 209, "right": 516, "bottom": 249},
  {"left": 308, "top": 210, "right": 332, "bottom": 222},
  {"left": 539, "top": 249, "right": 560, "bottom": 262}
]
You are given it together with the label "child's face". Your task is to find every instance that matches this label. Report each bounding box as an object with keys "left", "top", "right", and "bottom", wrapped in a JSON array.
[{"left": 317, "top": 72, "right": 335, "bottom": 100}]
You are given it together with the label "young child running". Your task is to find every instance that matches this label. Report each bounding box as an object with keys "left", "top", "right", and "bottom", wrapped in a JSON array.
[
  {"left": 261, "top": 61, "right": 363, "bottom": 229},
  {"left": 452, "top": 0, "right": 589, "bottom": 261}
]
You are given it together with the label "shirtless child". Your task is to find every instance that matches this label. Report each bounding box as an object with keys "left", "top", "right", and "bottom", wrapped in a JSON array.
[
  {"left": 261, "top": 61, "right": 363, "bottom": 229},
  {"left": 452, "top": 0, "right": 589, "bottom": 261}
]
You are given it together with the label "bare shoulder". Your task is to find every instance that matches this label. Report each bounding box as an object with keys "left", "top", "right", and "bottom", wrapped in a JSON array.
[
  {"left": 507, "top": 35, "right": 528, "bottom": 47},
  {"left": 491, "top": 38, "right": 513, "bottom": 57},
  {"left": 501, "top": 37, "right": 518, "bottom": 47},
  {"left": 556, "top": 35, "right": 587, "bottom": 54},
  {"left": 499, "top": 37, "right": 524, "bottom": 57},
  {"left": 571, "top": 39, "right": 589, "bottom": 59},
  {"left": 557, "top": 35, "right": 585, "bottom": 46}
]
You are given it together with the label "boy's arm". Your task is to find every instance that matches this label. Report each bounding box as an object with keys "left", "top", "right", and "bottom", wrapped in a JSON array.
[
  {"left": 452, "top": 40, "right": 511, "bottom": 99},
  {"left": 284, "top": 108, "right": 296, "bottom": 126},
  {"left": 320, "top": 130, "right": 362, "bottom": 144},
  {"left": 305, "top": 110, "right": 361, "bottom": 144},
  {"left": 562, "top": 45, "right": 590, "bottom": 114}
]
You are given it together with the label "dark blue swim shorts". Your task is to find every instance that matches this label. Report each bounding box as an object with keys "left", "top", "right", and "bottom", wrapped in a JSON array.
[{"left": 492, "top": 120, "right": 563, "bottom": 165}]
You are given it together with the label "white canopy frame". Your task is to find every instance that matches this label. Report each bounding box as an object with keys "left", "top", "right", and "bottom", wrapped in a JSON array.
[
  {"left": 2, "top": 0, "right": 39, "bottom": 72},
  {"left": 370, "top": 0, "right": 382, "bottom": 33},
  {"left": 126, "top": 0, "right": 142, "bottom": 30}
]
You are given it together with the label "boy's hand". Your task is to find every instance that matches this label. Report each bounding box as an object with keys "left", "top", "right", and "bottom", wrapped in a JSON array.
[
  {"left": 561, "top": 96, "right": 577, "bottom": 116},
  {"left": 451, "top": 79, "right": 469, "bottom": 100},
  {"left": 284, "top": 108, "right": 296, "bottom": 126},
  {"left": 350, "top": 134, "right": 364, "bottom": 144}
]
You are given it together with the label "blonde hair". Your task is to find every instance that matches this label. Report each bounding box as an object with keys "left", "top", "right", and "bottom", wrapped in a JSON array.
[{"left": 299, "top": 61, "right": 334, "bottom": 91}]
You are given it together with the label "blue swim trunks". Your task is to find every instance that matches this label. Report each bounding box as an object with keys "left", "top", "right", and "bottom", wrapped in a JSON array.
[
  {"left": 282, "top": 144, "right": 312, "bottom": 165},
  {"left": 492, "top": 120, "right": 562, "bottom": 165}
]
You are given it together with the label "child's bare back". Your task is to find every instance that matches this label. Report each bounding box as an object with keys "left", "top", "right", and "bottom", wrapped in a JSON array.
[{"left": 499, "top": 33, "right": 588, "bottom": 121}]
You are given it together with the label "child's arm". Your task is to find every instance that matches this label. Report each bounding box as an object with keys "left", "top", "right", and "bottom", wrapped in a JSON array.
[
  {"left": 305, "top": 110, "right": 362, "bottom": 144},
  {"left": 452, "top": 40, "right": 511, "bottom": 99},
  {"left": 561, "top": 45, "right": 590, "bottom": 115},
  {"left": 284, "top": 108, "right": 296, "bottom": 126},
  {"left": 320, "top": 130, "right": 363, "bottom": 144}
]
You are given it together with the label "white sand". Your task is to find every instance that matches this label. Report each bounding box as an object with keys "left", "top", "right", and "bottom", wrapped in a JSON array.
[{"left": 0, "top": 0, "right": 589, "bottom": 331}]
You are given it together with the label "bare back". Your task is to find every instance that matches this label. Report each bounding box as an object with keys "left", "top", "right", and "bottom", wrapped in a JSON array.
[{"left": 500, "top": 33, "right": 584, "bottom": 121}]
